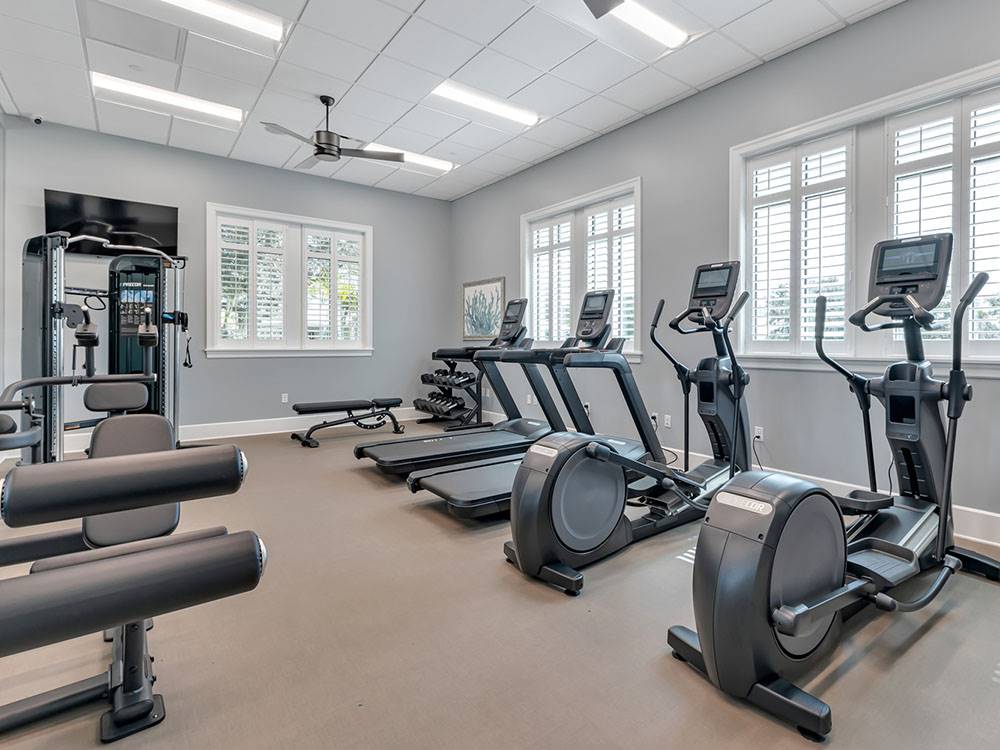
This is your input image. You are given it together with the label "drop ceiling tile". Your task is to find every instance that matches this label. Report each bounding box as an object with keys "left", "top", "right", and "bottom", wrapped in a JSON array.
[
  {"left": 0, "top": 78, "right": 15, "bottom": 113},
  {"left": 452, "top": 49, "right": 541, "bottom": 99},
  {"left": 251, "top": 89, "right": 327, "bottom": 134},
  {"left": 179, "top": 67, "right": 261, "bottom": 111},
  {"left": 450, "top": 122, "right": 514, "bottom": 150},
  {"left": 490, "top": 8, "right": 592, "bottom": 71},
  {"left": 0, "top": 50, "right": 92, "bottom": 114},
  {"left": 395, "top": 105, "right": 467, "bottom": 138},
  {"left": 82, "top": 1, "right": 180, "bottom": 61},
  {"left": 357, "top": 56, "right": 445, "bottom": 103},
  {"left": 560, "top": 96, "right": 637, "bottom": 132},
  {"left": 722, "top": 0, "right": 841, "bottom": 59},
  {"left": 376, "top": 168, "right": 439, "bottom": 193},
  {"left": 324, "top": 110, "right": 388, "bottom": 143},
  {"left": 86, "top": 40, "right": 179, "bottom": 89},
  {"left": 375, "top": 125, "right": 441, "bottom": 153},
  {"left": 417, "top": 181, "right": 464, "bottom": 200},
  {"left": 337, "top": 85, "right": 413, "bottom": 124},
  {"left": 468, "top": 151, "right": 526, "bottom": 175},
  {"left": 493, "top": 136, "right": 558, "bottom": 163},
  {"left": 184, "top": 33, "right": 275, "bottom": 87},
  {"left": 300, "top": 0, "right": 409, "bottom": 52},
  {"left": 96, "top": 100, "right": 170, "bottom": 143},
  {"left": 602, "top": 67, "right": 692, "bottom": 111},
  {"left": 824, "top": 0, "right": 905, "bottom": 22},
  {"left": 267, "top": 61, "right": 352, "bottom": 101},
  {"left": 0, "top": 15, "right": 84, "bottom": 68},
  {"left": 243, "top": 0, "right": 307, "bottom": 18},
  {"left": 673, "top": 0, "right": 768, "bottom": 27},
  {"left": 231, "top": 125, "right": 300, "bottom": 167},
  {"left": 550, "top": 42, "right": 644, "bottom": 93},
  {"left": 335, "top": 158, "right": 399, "bottom": 186},
  {"left": 417, "top": 0, "right": 530, "bottom": 45},
  {"left": 424, "top": 140, "right": 485, "bottom": 165},
  {"left": 281, "top": 25, "right": 377, "bottom": 81},
  {"left": 654, "top": 31, "right": 757, "bottom": 88},
  {"left": 0, "top": 0, "right": 80, "bottom": 34},
  {"left": 382, "top": 0, "right": 423, "bottom": 12},
  {"left": 509, "top": 75, "right": 591, "bottom": 118},
  {"left": 523, "top": 117, "right": 592, "bottom": 148},
  {"left": 451, "top": 165, "right": 498, "bottom": 186},
  {"left": 382, "top": 17, "right": 482, "bottom": 77},
  {"left": 169, "top": 117, "right": 239, "bottom": 156}
]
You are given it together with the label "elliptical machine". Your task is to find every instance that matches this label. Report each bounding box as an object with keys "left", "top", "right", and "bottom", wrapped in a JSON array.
[
  {"left": 504, "top": 263, "right": 751, "bottom": 595},
  {"left": 667, "top": 233, "right": 1000, "bottom": 740}
]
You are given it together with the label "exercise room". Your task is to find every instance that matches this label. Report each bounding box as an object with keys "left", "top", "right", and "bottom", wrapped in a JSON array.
[{"left": 2, "top": 0, "right": 1000, "bottom": 747}]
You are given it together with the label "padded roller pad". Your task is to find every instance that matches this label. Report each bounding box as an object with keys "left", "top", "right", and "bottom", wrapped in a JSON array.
[
  {"left": 0, "top": 415, "right": 16, "bottom": 435},
  {"left": 1, "top": 444, "right": 246, "bottom": 527},
  {"left": 84, "top": 382, "right": 149, "bottom": 413},
  {"left": 0, "top": 531, "right": 265, "bottom": 658}
]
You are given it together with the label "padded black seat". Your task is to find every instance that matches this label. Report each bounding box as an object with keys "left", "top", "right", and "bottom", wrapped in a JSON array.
[
  {"left": 373, "top": 398, "right": 403, "bottom": 408},
  {"left": 293, "top": 400, "right": 372, "bottom": 414}
]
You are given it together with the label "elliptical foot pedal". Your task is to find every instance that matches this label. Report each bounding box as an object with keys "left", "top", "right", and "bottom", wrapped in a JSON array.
[
  {"left": 539, "top": 562, "right": 584, "bottom": 595},
  {"left": 747, "top": 677, "right": 831, "bottom": 740},
  {"left": 100, "top": 694, "right": 165, "bottom": 743},
  {"left": 666, "top": 625, "right": 706, "bottom": 674}
]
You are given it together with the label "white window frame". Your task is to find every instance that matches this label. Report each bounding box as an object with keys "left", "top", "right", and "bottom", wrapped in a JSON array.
[
  {"left": 730, "top": 61, "right": 1000, "bottom": 379},
  {"left": 519, "top": 178, "right": 643, "bottom": 360},
  {"left": 744, "top": 133, "right": 855, "bottom": 356},
  {"left": 205, "top": 203, "right": 374, "bottom": 358}
]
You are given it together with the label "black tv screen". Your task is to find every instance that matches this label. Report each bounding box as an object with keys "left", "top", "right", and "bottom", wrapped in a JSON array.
[{"left": 44, "top": 190, "right": 178, "bottom": 257}]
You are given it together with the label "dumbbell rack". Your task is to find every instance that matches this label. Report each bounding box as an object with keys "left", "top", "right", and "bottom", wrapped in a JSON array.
[{"left": 413, "top": 356, "right": 489, "bottom": 430}]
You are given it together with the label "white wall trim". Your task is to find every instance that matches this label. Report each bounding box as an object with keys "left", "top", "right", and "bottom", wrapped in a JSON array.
[
  {"left": 741, "top": 352, "right": 1000, "bottom": 380},
  {"left": 666, "top": 445, "right": 1000, "bottom": 548}
]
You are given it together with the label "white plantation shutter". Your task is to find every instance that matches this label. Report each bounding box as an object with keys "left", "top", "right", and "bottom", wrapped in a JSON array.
[
  {"left": 890, "top": 110, "right": 956, "bottom": 340},
  {"left": 528, "top": 216, "right": 572, "bottom": 342},
  {"left": 304, "top": 229, "right": 334, "bottom": 342},
  {"left": 969, "top": 98, "right": 1000, "bottom": 342},
  {"left": 585, "top": 201, "right": 636, "bottom": 345},
  {"left": 746, "top": 135, "right": 851, "bottom": 352},
  {"left": 253, "top": 225, "right": 286, "bottom": 344},
  {"left": 336, "top": 234, "right": 363, "bottom": 342},
  {"left": 219, "top": 220, "right": 251, "bottom": 342}
]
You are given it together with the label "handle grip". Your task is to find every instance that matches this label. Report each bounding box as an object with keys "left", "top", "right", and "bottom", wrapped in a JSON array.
[
  {"left": 816, "top": 295, "right": 827, "bottom": 340},
  {"left": 958, "top": 272, "right": 988, "bottom": 309},
  {"left": 651, "top": 299, "right": 665, "bottom": 328},
  {"left": 724, "top": 291, "right": 749, "bottom": 327}
]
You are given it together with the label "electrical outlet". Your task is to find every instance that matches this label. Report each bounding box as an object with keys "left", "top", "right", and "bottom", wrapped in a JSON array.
[
  {"left": 583, "top": 402, "right": 591, "bottom": 417},
  {"left": 663, "top": 414, "right": 672, "bottom": 429},
  {"left": 754, "top": 426, "right": 764, "bottom": 439},
  {"left": 650, "top": 412, "right": 658, "bottom": 429},
  {"left": 281, "top": 393, "right": 288, "bottom": 404},
  {"left": 526, "top": 393, "right": 533, "bottom": 405}
]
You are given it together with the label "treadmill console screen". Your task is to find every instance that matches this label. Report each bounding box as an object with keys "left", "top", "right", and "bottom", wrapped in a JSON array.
[
  {"left": 582, "top": 292, "right": 609, "bottom": 316},
  {"left": 504, "top": 299, "right": 526, "bottom": 322},
  {"left": 576, "top": 290, "right": 614, "bottom": 342},
  {"left": 694, "top": 268, "right": 732, "bottom": 298},
  {"left": 876, "top": 242, "right": 940, "bottom": 284}
]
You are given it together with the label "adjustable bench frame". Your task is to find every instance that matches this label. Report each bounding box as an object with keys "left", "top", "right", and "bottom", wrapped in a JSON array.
[{"left": 291, "top": 400, "right": 404, "bottom": 448}]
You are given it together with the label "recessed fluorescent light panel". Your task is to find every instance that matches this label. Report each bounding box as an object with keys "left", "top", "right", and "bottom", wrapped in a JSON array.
[
  {"left": 364, "top": 143, "right": 454, "bottom": 172},
  {"left": 432, "top": 82, "right": 539, "bottom": 127},
  {"left": 157, "top": 0, "right": 284, "bottom": 40},
  {"left": 91, "top": 72, "right": 244, "bottom": 129},
  {"left": 610, "top": 1, "right": 689, "bottom": 49}
]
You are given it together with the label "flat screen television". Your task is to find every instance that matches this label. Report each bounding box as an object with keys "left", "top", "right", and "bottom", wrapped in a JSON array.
[{"left": 44, "top": 190, "right": 179, "bottom": 257}]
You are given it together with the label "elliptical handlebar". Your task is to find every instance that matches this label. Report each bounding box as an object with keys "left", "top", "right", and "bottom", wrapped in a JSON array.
[
  {"left": 952, "top": 272, "right": 988, "bottom": 372},
  {"left": 849, "top": 293, "right": 937, "bottom": 332},
  {"left": 649, "top": 298, "right": 689, "bottom": 383}
]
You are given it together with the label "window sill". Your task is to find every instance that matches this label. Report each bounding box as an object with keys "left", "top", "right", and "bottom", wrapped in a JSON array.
[
  {"left": 205, "top": 348, "right": 374, "bottom": 359},
  {"left": 739, "top": 352, "right": 1000, "bottom": 380}
]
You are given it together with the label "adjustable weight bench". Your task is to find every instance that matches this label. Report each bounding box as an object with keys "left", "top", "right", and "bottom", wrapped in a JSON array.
[{"left": 291, "top": 398, "right": 404, "bottom": 448}]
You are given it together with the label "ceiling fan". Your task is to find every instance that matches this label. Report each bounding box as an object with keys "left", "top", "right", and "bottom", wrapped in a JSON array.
[
  {"left": 583, "top": 0, "right": 623, "bottom": 18},
  {"left": 262, "top": 95, "right": 405, "bottom": 170}
]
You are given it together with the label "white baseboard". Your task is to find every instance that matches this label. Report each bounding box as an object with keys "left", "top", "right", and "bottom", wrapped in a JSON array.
[{"left": 665, "top": 445, "right": 1000, "bottom": 549}]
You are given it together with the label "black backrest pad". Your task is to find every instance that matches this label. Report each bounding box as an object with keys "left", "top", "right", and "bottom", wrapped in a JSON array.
[
  {"left": 84, "top": 382, "right": 149, "bottom": 413},
  {"left": 84, "top": 414, "right": 179, "bottom": 547},
  {"left": 1, "top": 444, "right": 246, "bottom": 528}
]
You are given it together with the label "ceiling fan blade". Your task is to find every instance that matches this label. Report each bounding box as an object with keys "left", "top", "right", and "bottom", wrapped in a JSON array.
[
  {"left": 583, "top": 0, "right": 624, "bottom": 19},
  {"left": 342, "top": 148, "right": 405, "bottom": 163},
  {"left": 295, "top": 155, "right": 321, "bottom": 170},
  {"left": 262, "top": 122, "right": 314, "bottom": 144}
]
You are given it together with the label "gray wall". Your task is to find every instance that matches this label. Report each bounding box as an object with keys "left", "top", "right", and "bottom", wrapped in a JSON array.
[
  {"left": 450, "top": 0, "right": 1000, "bottom": 513},
  {"left": 1, "top": 118, "right": 453, "bottom": 426}
]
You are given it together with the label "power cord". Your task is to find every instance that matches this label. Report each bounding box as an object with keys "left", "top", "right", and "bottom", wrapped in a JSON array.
[
  {"left": 752, "top": 435, "right": 766, "bottom": 471},
  {"left": 887, "top": 457, "right": 894, "bottom": 495}
]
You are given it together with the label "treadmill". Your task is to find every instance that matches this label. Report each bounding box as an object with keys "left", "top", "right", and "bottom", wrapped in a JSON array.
[
  {"left": 354, "top": 299, "right": 562, "bottom": 475},
  {"left": 407, "top": 290, "right": 651, "bottom": 518}
]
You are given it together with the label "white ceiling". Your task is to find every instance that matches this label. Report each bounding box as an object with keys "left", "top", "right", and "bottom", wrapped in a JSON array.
[{"left": 0, "top": 0, "right": 907, "bottom": 201}]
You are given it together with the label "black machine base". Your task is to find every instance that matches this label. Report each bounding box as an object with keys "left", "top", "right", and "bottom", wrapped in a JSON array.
[
  {"left": 667, "top": 625, "right": 833, "bottom": 740},
  {"left": 100, "top": 694, "right": 165, "bottom": 743},
  {"left": 951, "top": 546, "right": 1000, "bottom": 581}
]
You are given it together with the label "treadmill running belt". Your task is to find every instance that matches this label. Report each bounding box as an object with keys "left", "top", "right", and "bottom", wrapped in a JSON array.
[
  {"left": 422, "top": 461, "right": 522, "bottom": 519},
  {"left": 358, "top": 430, "right": 533, "bottom": 474}
]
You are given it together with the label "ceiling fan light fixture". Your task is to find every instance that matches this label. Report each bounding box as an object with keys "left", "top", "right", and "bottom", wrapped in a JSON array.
[
  {"left": 156, "top": 0, "right": 284, "bottom": 40},
  {"left": 91, "top": 72, "right": 243, "bottom": 122},
  {"left": 365, "top": 143, "right": 453, "bottom": 172},
  {"left": 609, "top": 1, "right": 689, "bottom": 49},
  {"left": 432, "top": 81, "right": 539, "bottom": 127}
]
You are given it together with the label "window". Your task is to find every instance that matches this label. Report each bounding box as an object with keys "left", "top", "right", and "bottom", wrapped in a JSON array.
[
  {"left": 737, "top": 80, "right": 1000, "bottom": 364},
  {"left": 207, "top": 204, "right": 372, "bottom": 357},
  {"left": 522, "top": 180, "right": 641, "bottom": 353},
  {"left": 747, "top": 135, "right": 851, "bottom": 353}
]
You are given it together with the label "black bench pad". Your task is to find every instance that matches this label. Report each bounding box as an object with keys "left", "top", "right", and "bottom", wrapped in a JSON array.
[{"left": 293, "top": 398, "right": 401, "bottom": 414}]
